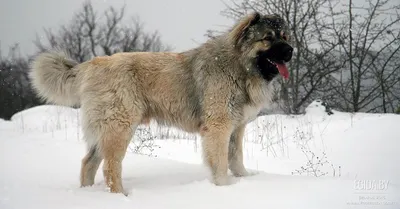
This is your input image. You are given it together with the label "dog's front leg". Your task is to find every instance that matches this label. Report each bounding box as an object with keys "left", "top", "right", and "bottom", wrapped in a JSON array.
[
  {"left": 228, "top": 124, "right": 250, "bottom": 176},
  {"left": 201, "top": 121, "right": 235, "bottom": 186}
]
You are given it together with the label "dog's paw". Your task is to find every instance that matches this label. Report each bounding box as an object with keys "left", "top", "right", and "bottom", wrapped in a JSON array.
[
  {"left": 122, "top": 190, "right": 129, "bottom": 197},
  {"left": 106, "top": 186, "right": 128, "bottom": 196},
  {"left": 231, "top": 168, "right": 249, "bottom": 177},
  {"left": 232, "top": 168, "right": 260, "bottom": 177},
  {"left": 213, "top": 175, "right": 239, "bottom": 186},
  {"left": 244, "top": 170, "right": 259, "bottom": 176}
]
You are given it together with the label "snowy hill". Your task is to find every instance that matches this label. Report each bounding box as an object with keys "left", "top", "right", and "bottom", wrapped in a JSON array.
[{"left": 1, "top": 102, "right": 399, "bottom": 209}]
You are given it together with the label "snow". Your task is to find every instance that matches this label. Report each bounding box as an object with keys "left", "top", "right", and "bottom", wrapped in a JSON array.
[
  {"left": 11, "top": 105, "right": 80, "bottom": 133},
  {"left": 1, "top": 103, "right": 399, "bottom": 209}
]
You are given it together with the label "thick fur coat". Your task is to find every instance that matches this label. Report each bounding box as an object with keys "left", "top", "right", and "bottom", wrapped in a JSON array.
[{"left": 29, "top": 12, "right": 293, "bottom": 195}]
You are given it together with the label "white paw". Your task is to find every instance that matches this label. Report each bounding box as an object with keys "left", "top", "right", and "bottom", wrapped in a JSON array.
[
  {"left": 213, "top": 175, "right": 238, "bottom": 186},
  {"left": 244, "top": 170, "right": 259, "bottom": 176},
  {"left": 232, "top": 167, "right": 260, "bottom": 177}
]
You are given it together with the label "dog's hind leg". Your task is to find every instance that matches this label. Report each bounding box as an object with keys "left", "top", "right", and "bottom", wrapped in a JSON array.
[
  {"left": 228, "top": 125, "right": 249, "bottom": 177},
  {"left": 80, "top": 144, "right": 103, "bottom": 187},
  {"left": 79, "top": 95, "right": 140, "bottom": 195},
  {"left": 100, "top": 121, "right": 135, "bottom": 195}
]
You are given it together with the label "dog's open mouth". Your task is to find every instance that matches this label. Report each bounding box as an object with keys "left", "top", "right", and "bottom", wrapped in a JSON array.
[{"left": 266, "top": 58, "right": 289, "bottom": 80}]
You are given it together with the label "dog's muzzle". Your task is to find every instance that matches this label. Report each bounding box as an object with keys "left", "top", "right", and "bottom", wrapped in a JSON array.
[
  {"left": 269, "top": 42, "right": 293, "bottom": 62},
  {"left": 281, "top": 44, "right": 293, "bottom": 62}
]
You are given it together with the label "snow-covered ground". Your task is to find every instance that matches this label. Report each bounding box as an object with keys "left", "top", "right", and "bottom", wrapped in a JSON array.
[{"left": 1, "top": 102, "right": 399, "bottom": 209}]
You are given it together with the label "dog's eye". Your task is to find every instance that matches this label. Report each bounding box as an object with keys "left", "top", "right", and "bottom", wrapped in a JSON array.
[
  {"left": 264, "top": 36, "right": 273, "bottom": 41},
  {"left": 264, "top": 31, "right": 275, "bottom": 41}
]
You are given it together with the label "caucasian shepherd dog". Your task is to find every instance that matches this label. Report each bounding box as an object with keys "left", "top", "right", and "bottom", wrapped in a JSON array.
[{"left": 29, "top": 12, "right": 293, "bottom": 195}]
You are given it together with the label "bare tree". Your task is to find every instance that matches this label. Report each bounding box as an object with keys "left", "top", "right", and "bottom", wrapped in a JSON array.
[
  {"left": 34, "top": 1, "right": 170, "bottom": 62},
  {"left": 217, "top": 0, "right": 399, "bottom": 113},
  {"left": 325, "top": 0, "right": 400, "bottom": 112}
]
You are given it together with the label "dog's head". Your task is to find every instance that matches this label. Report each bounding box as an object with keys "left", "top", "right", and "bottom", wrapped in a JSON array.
[{"left": 229, "top": 12, "right": 293, "bottom": 81}]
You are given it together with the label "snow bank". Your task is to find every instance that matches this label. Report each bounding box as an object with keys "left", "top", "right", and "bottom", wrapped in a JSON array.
[
  {"left": 1, "top": 104, "right": 399, "bottom": 208},
  {"left": 0, "top": 118, "right": 13, "bottom": 130},
  {"left": 1, "top": 135, "right": 399, "bottom": 209},
  {"left": 10, "top": 105, "right": 80, "bottom": 133}
]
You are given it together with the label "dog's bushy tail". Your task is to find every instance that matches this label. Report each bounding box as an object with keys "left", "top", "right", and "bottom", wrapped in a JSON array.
[{"left": 29, "top": 52, "right": 81, "bottom": 107}]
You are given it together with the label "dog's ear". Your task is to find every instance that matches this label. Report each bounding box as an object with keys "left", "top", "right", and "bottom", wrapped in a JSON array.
[{"left": 229, "top": 12, "right": 261, "bottom": 47}]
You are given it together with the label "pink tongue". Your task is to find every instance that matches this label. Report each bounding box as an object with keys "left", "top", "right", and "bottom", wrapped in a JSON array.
[{"left": 276, "top": 63, "right": 289, "bottom": 79}]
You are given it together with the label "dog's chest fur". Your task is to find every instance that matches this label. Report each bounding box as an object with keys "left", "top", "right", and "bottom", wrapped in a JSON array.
[
  {"left": 241, "top": 78, "right": 276, "bottom": 123},
  {"left": 242, "top": 104, "right": 262, "bottom": 123}
]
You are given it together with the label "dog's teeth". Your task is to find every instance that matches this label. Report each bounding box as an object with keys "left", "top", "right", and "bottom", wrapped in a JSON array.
[{"left": 266, "top": 58, "right": 276, "bottom": 66}]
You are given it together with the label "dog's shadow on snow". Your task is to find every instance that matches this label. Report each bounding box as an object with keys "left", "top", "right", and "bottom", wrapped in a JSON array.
[
  {"left": 90, "top": 157, "right": 268, "bottom": 192},
  {"left": 90, "top": 158, "right": 212, "bottom": 191},
  {"left": 122, "top": 162, "right": 211, "bottom": 190}
]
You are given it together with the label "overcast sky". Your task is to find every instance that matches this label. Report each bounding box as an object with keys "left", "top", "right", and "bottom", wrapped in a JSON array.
[{"left": 0, "top": 0, "right": 234, "bottom": 56}]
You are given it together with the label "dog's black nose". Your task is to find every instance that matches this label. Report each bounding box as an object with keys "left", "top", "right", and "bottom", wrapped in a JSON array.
[{"left": 282, "top": 45, "right": 293, "bottom": 62}]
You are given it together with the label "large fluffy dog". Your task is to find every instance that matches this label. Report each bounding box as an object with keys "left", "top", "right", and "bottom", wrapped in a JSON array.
[{"left": 29, "top": 12, "right": 293, "bottom": 195}]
